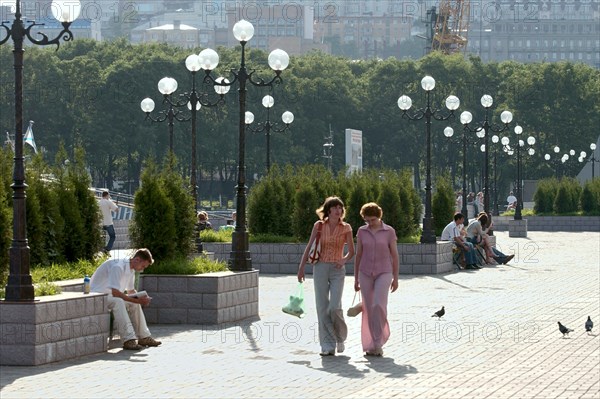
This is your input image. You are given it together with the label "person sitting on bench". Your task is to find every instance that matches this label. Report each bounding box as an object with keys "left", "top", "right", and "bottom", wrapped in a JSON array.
[
  {"left": 441, "top": 213, "right": 479, "bottom": 270},
  {"left": 468, "top": 213, "right": 515, "bottom": 265}
]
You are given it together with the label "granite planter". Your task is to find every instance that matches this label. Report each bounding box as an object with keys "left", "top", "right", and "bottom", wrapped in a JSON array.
[
  {"left": 139, "top": 270, "right": 259, "bottom": 325},
  {"left": 203, "top": 242, "right": 455, "bottom": 275},
  {"left": 0, "top": 292, "right": 109, "bottom": 366}
]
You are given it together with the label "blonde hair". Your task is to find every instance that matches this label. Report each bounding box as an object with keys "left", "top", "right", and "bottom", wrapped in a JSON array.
[{"left": 360, "top": 202, "right": 383, "bottom": 218}]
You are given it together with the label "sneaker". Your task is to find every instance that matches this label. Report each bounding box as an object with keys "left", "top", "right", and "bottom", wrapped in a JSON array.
[
  {"left": 503, "top": 254, "right": 515, "bottom": 264},
  {"left": 123, "top": 339, "right": 143, "bottom": 350},
  {"left": 319, "top": 350, "right": 335, "bottom": 356},
  {"left": 138, "top": 336, "right": 162, "bottom": 347},
  {"left": 336, "top": 341, "right": 345, "bottom": 353}
]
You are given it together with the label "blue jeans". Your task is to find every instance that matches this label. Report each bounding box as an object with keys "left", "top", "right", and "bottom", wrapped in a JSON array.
[
  {"left": 460, "top": 241, "right": 477, "bottom": 265},
  {"left": 103, "top": 224, "right": 116, "bottom": 251},
  {"left": 492, "top": 247, "right": 508, "bottom": 263}
]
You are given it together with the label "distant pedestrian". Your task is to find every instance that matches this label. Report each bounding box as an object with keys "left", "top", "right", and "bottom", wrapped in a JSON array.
[
  {"left": 354, "top": 202, "right": 399, "bottom": 357},
  {"left": 298, "top": 196, "right": 355, "bottom": 356},
  {"left": 99, "top": 190, "right": 118, "bottom": 253},
  {"left": 197, "top": 211, "right": 212, "bottom": 231}
]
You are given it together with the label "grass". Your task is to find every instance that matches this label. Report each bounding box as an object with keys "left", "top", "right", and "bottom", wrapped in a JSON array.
[
  {"left": 144, "top": 256, "right": 228, "bottom": 275},
  {"left": 30, "top": 258, "right": 105, "bottom": 283},
  {"left": 500, "top": 209, "right": 536, "bottom": 216}
]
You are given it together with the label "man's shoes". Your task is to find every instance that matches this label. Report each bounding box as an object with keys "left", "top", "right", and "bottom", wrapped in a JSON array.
[
  {"left": 336, "top": 341, "right": 345, "bottom": 353},
  {"left": 138, "top": 336, "right": 162, "bottom": 347},
  {"left": 123, "top": 339, "right": 143, "bottom": 350},
  {"left": 319, "top": 350, "right": 335, "bottom": 356},
  {"left": 503, "top": 254, "right": 515, "bottom": 264}
]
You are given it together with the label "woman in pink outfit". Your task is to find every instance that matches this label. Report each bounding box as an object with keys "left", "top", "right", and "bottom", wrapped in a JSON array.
[{"left": 354, "top": 202, "right": 399, "bottom": 356}]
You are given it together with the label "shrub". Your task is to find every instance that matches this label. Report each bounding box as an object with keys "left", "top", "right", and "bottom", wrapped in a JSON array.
[
  {"left": 160, "top": 163, "right": 195, "bottom": 256},
  {"left": 534, "top": 178, "right": 558, "bottom": 214},
  {"left": 292, "top": 184, "right": 320, "bottom": 240},
  {"left": 580, "top": 179, "right": 600, "bottom": 214},
  {"left": 130, "top": 161, "right": 177, "bottom": 261},
  {"left": 432, "top": 174, "right": 455, "bottom": 236},
  {"left": 346, "top": 177, "right": 369, "bottom": 233},
  {"left": 553, "top": 183, "right": 571, "bottom": 214},
  {"left": 377, "top": 181, "right": 402, "bottom": 231}
]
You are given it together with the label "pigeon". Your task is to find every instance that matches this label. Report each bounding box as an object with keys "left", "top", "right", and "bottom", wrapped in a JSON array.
[
  {"left": 431, "top": 306, "right": 445, "bottom": 319},
  {"left": 558, "top": 321, "right": 574, "bottom": 337},
  {"left": 585, "top": 316, "right": 593, "bottom": 333}
]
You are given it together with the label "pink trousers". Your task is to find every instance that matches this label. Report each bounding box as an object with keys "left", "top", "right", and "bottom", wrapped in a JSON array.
[{"left": 358, "top": 271, "right": 392, "bottom": 352}]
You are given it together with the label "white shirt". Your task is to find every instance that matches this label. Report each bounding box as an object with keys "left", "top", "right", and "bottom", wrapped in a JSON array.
[
  {"left": 99, "top": 198, "right": 118, "bottom": 226},
  {"left": 441, "top": 221, "right": 462, "bottom": 241},
  {"left": 507, "top": 195, "right": 517, "bottom": 205},
  {"left": 90, "top": 259, "right": 135, "bottom": 295}
]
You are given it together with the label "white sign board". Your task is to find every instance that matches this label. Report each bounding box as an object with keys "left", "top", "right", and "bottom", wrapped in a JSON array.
[{"left": 345, "top": 129, "right": 363, "bottom": 175}]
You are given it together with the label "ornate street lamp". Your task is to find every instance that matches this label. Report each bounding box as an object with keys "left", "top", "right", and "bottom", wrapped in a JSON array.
[
  {"left": 245, "top": 94, "right": 294, "bottom": 173},
  {"left": 142, "top": 56, "right": 228, "bottom": 209},
  {"left": 1, "top": 1, "right": 81, "bottom": 301},
  {"left": 502, "top": 128, "right": 535, "bottom": 220},
  {"left": 583, "top": 143, "right": 599, "bottom": 179},
  {"left": 398, "top": 76, "right": 460, "bottom": 243},
  {"left": 459, "top": 95, "right": 513, "bottom": 218},
  {"left": 513, "top": 126, "right": 535, "bottom": 220},
  {"left": 490, "top": 135, "right": 501, "bottom": 215},
  {"left": 443, "top": 125, "right": 480, "bottom": 224},
  {"left": 198, "top": 20, "right": 289, "bottom": 271},
  {"left": 141, "top": 77, "right": 189, "bottom": 155}
]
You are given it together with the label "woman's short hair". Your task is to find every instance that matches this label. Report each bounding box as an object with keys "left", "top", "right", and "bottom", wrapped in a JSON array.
[
  {"left": 360, "top": 202, "right": 383, "bottom": 218},
  {"left": 316, "top": 196, "right": 346, "bottom": 220}
]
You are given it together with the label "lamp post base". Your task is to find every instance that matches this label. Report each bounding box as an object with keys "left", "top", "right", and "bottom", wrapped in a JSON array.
[
  {"left": 229, "top": 231, "right": 253, "bottom": 271},
  {"left": 420, "top": 217, "right": 437, "bottom": 244},
  {"left": 508, "top": 219, "right": 528, "bottom": 238}
]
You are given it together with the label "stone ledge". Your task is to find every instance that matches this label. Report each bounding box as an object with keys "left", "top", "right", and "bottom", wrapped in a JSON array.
[
  {"left": 0, "top": 292, "right": 109, "bottom": 366},
  {"left": 139, "top": 270, "right": 259, "bottom": 325},
  {"left": 204, "top": 242, "right": 455, "bottom": 275}
]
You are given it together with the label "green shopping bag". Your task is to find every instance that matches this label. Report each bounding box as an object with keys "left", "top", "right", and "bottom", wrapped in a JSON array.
[{"left": 282, "top": 282, "right": 306, "bottom": 318}]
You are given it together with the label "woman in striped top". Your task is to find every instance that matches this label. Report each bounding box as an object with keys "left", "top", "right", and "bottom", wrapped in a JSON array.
[{"left": 298, "top": 196, "right": 355, "bottom": 356}]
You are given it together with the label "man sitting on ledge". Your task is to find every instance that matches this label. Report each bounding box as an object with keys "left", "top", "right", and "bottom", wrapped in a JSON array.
[
  {"left": 441, "top": 213, "right": 479, "bottom": 270},
  {"left": 90, "top": 248, "right": 162, "bottom": 350}
]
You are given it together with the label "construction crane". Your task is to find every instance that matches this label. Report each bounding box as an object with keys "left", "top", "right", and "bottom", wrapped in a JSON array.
[{"left": 431, "top": 0, "right": 470, "bottom": 55}]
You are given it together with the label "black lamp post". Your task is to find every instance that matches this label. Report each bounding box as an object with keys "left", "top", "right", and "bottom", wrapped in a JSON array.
[
  {"left": 590, "top": 143, "right": 598, "bottom": 179},
  {"left": 245, "top": 94, "right": 294, "bottom": 173},
  {"left": 500, "top": 129, "right": 535, "bottom": 220},
  {"left": 581, "top": 143, "right": 599, "bottom": 179},
  {"left": 398, "top": 76, "right": 460, "bottom": 244},
  {"left": 142, "top": 57, "right": 228, "bottom": 210},
  {"left": 459, "top": 96, "right": 514, "bottom": 218},
  {"left": 197, "top": 20, "right": 289, "bottom": 271},
  {"left": 141, "top": 77, "right": 189, "bottom": 156},
  {"left": 1, "top": 0, "right": 81, "bottom": 302},
  {"left": 443, "top": 125, "right": 485, "bottom": 223},
  {"left": 491, "top": 134, "right": 501, "bottom": 216}
]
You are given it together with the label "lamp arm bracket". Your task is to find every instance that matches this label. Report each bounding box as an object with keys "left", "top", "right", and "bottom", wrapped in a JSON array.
[
  {"left": 145, "top": 112, "right": 168, "bottom": 124},
  {"left": 0, "top": 23, "right": 10, "bottom": 46},
  {"left": 401, "top": 109, "right": 425, "bottom": 121},
  {"left": 271, "top": 123, "right": 290, "bottom": 133},
  {"left": 25, "top": 22, "right": 73, "bottom": 49},
  {"left": 248, "top": 71, "right": 282, "bottom": 88},
  {"left": 431, "top": 110, "right": 455, "bottom": 121}
]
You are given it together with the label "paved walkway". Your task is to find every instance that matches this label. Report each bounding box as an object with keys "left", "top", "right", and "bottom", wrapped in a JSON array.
[{"left": 1, "top": 232, "right": 599, "bottom": 399}]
